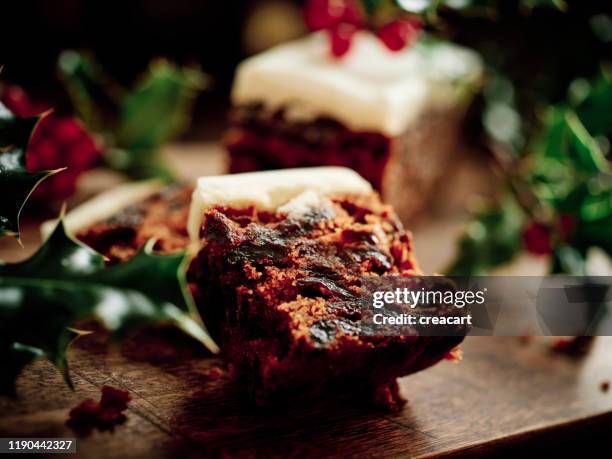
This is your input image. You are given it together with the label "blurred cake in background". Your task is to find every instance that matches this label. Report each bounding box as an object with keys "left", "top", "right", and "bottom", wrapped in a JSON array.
[{"left": 225, "top": 30, "right": 482, "bottom": 223}]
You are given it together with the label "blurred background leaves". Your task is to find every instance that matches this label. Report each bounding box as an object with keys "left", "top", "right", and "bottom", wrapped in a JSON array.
[
  {"left": 59, "top": 52, "right": 207, "bottom": 180},
  {"left": 2, "top": 0, "right": 612, "bottom": 274}
]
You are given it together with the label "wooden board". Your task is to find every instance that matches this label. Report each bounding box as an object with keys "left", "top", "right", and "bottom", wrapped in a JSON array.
[
  {"left": 1, "top": 143, "right": 609, "bottom": 458},
  {"left": 1, "top": 335, "right": 612, "bottom": 458}
]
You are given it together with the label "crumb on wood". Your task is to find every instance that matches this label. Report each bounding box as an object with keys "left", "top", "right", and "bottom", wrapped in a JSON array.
[
  {"left": 204, "top": 366, "right": 225, "bottom": 380},
  {"left": 551, "top": 336, "right": 594, "bottom": 356},
  {"left": 444, "top": 346, "right": 463, "bottom": 363},
  {"left": 67, "top": 385, "right": 132, "bottom": 436}
]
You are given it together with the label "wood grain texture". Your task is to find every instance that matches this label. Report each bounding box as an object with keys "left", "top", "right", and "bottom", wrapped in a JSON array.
[
  {"left": 2, "top": 144, "right": 610, "bottom": 458},
  {"left": 1, "top": 334, "right": 612, "bottom": 458}
]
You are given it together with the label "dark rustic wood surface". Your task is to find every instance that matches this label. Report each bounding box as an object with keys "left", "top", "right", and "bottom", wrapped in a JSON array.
[
  {"left": 1, "top": 145, "right": 610, "bottom": 458},
  {"left": 1, "top": 334, "right": 612, "bottom": 458}
]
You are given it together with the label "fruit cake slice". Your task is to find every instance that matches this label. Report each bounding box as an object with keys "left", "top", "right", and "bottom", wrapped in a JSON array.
[
  {"left": 52, "top": 168, "right": 463, "bottom": 410},
  {"left": 225, "top": 31, "right": 482, "bottom": 222},
  {"left": 186, "top": 167, "right": 463, "bottom": 409}
]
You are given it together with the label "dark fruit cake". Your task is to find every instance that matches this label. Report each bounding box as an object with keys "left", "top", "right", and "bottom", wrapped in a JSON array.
[
  {"left": 225, "top": 32, "right": 482, "bottom": 222},
  {"left": 54, "top": 167, "right": 464, "bottom": 410}
]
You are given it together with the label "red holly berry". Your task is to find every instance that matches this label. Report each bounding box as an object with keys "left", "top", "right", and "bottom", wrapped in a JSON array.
[
  {"left": 522, "top": 221, "right": 552, "bottom": 256},
  {"left": 1, "top": 85, "right": 102, "bottom": 204},
  {"left": 329, "top": 22, "right": 357, "bottom": 58},
  {"left": 342, "top": 0, "right": 364, "bottom": 27},
  {"left": 377, "top": 19, "right": 420, "bottom": 52},
  {"left": 304, "top": 0, "right": 347, "bottom": 31}
]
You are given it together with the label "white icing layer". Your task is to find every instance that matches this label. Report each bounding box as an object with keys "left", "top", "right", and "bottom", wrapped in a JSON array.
[
  {"left": 40, "top": 179, "right": 165, "bottom": 240},
  {"left": 232, "top": 31, "right": 483, "bottom": 136},
  {"left": 188, "top": 167, "right": 372, "bottom": 241},
  {"left": 277, "top": 189, "right": 332, "bottom": 217}
]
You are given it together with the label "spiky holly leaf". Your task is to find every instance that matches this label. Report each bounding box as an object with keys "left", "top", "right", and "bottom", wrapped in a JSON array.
[
  {"left": 574, "top": 69, "right": 612, "bottom": 139},
  {"left": 58, "top": 52, "right": 207, "bottom": 181},
  {"left": 449, "top": 69, "right": 612, "bottom": 275},
  {"left": 115, "top": 60, "right": 206, "bottom": 178},
  {"left": 56, "top": 50, "right": 124, "bottom": 134},
  {"left": 0, "top": 219, "right": 218, "bottom": 396},
  {"left": 0, "top": 102, "right": 61, "bottom": 238}
]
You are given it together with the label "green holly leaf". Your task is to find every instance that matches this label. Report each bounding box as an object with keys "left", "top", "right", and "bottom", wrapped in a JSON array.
[
  {"left": 574, "top": 69, "right": 612, "bottom": 138},
  {"left": 529, "top": 108, "right": 609, "bottom": 210},
  {"left": 0, "top": 219, "right": 218, "bottom": 396},
  {"left": 573, "top": 166, "right": 612, "bottom": 222},
  {"left": 565, "top": 112, "right": 608, "bottom": 174},
  {"left": 58, "top": 52, "right": 207, "bottom": 181},
  {"left": 57, "top": 51, "right": 124, "bottom": 135},
  {"left": 114, "top": 60, "right": 206, "bottom": 179},
  {"left": 536, "top": 109, "right": 607, "bottom": 173},
  {"left": 0, "top": 103, "right": 62, "bottom": 238},
  {"left": 446, "top": 196, "right": 525, "bottom": 275}
]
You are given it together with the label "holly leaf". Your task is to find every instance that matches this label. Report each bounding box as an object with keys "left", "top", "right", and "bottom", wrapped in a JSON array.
[
  {"left": 565, "top": 112, "right": 608, "bottom": 174},
  {"left": 57, "top": 51, "right": 124, "bottom": 135},
  {"left": 58, "top": 53, "right": 207, "bottom": 181},
  {"left": 113, "top": 60, "right": 206, "bottom": 179},
  {"left": 0, "top": 219, "right": 218, "bottom": 396},
  {"left": 529, "top": 108, "right": 609, "bottom": 209},
  {"left": 535, "top": 109, "right": 607, "bottom": 173},
  {"left": 446, "top": 196, "right": 525, "bottom": 275},
  {"left": 574, "top": 69, "right": 612, "bottom": 138},
  {"left": 0, "top": 103, "right": 62, "bottom": 238},
  {"left": 580, "top": 188, "right": 612, "bottom": 222}
]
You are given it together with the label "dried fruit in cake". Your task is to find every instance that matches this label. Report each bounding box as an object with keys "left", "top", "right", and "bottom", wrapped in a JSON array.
[
  {"left": 74, "top": 182, "right": 193, "bottom": 263},
  {"left": 186, "top": 168, "right": 464, "bottom": 409},
  {"left": 65, "top": 168, "right": 464, "bottom": 410}
]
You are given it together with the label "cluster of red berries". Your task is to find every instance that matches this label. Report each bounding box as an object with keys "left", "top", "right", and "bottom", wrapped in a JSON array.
[
  {"left": 304, "top": 0, "right": 422, "bottom": 58},
  {"left": 1, "top": 85, "right": 102, "bottom": 204},
  {"left": 522, "top": 215, "right": 576, "bottom": 256}
]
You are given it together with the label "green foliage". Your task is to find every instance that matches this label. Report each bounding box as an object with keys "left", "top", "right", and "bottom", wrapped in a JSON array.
[
  {"left": 530, "top": 108, "right": 609, "bottom": 209},
  {"left": 363, "top": 0, "right": 385, "bottom": 15},
  {"left": 441, "top": 0, "right": 612, "bottom": 275},
  {"left": 58, "top": 52, "right": 207, "bottom": 181},
  {"left": 0, "top": 103, "right": 61, "bottom": 238},
  {"left": 448, "top": 70, "right": 612, "bottom": 275},
  {"left": 446, "top": 197, "right": 524, "bottom": 275},
  {"left": 0, "top": 220, "right": 218, "bottom": 396},
  {"left": 394, "top": 0, "right": 563, "bottom": 15},
  {"left": 573, "top": 68, "right": 612, "bottom": 138}
]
